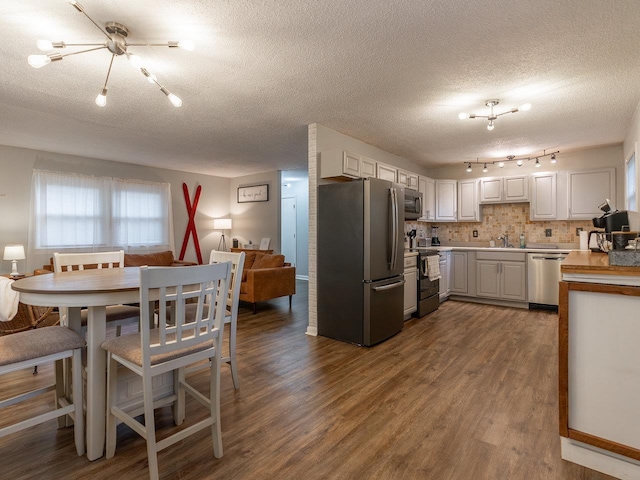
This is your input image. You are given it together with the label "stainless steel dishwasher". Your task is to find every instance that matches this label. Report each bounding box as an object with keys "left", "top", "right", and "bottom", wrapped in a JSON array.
[{"left": 527, "top": 252, "right": 568, "bottom": 307}]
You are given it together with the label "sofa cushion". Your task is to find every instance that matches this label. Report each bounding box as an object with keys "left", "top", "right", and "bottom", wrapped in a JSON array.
[
  {"left": 242, "top": 252, "right": 259, "bottom": 282},
  {"left": 124, "top": 251, "right": 175, "bottom": 267},
  {"left": 251, "top": 254, "right": 285, "bottom": 269}
]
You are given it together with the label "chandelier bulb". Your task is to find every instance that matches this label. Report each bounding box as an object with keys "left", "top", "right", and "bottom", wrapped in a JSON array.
[
  {"left": 37, "top": 39, "right": 54, "bottom": 51},
  {"left": 28, "top": 54, "right": 52, "bottom": 68},
  {"left": 95, "top": 87, "right": 108, "bottom": 107},
  {"left": 487, "top": 121, "right": 494, "bottom": 131},
  {"left": 498, "top": 161, "right": 505, "bottom": 168},
  {"left": 458, "top": 112, "right": 470, "bottom": 120},
  {"left": 168, "top": 93, "right": 182, "bottom": 107},
  {"left": 178, "top": 40, "right": 195, "bottom": 51},
  {"left": 519, "top": 103, "right": 532, "bottom": 111}
]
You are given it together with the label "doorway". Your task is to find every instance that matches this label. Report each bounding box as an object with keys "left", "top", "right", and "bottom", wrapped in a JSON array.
[{"left": 281, "top": 196, "right": 297, "bottom": 267}]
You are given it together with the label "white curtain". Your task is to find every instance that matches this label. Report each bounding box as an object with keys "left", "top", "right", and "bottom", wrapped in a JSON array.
[{"left": 28, "top": 170, "right": 174, "bottom": 271}]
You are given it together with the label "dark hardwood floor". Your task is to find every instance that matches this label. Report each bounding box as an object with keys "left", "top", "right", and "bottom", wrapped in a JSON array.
[{"left": 1, "top": 281, "right": 615, "bottom": 479}]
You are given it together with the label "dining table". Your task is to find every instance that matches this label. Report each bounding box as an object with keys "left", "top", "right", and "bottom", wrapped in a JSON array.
[{"left": 12, "top": 267, "right": 147, "bottom": 461}]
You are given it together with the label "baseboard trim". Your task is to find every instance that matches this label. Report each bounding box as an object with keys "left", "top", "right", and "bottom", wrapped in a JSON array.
[
  {"left": 561, "top": 437, "right": 640, "bottom": 479},
  {"left": 305, "top": 325, "right": 317, "bottom": 336}
]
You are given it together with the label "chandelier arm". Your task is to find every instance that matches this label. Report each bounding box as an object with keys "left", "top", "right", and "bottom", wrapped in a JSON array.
[
  {"left": 102, "top": 54, "right": 116, "bottom": 89},
  {"left": 139, "top": 68, "right": 161, "bottom": 87},
  {"left": 59, "top": 43, "right": 106, "bottom": 47},
  {"left": 126, "top": 43, "right": 175, "bottom": 47},
  {"left": 70, "top": 2, "right": 112, "bottom": 41},
  {"left": 58, "top": 45, "right": 108, "bottom": 59}
]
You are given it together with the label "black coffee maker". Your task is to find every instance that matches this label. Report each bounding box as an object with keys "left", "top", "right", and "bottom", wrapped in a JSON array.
[{"left": 591, "top": 199, "right": 636, "bottom": 251}]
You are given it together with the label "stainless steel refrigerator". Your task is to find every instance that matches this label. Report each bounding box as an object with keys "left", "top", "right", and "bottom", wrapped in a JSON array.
[{"left": 318, "top": 177, "right": 405, "bottom": 346}]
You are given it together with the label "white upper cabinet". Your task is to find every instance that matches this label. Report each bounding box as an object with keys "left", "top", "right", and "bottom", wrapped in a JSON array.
[
  {"left": 530, "top": 172, "right": 557, "bottom": 220},
  {"left": 377, "top": 163, "right": 397, "bottom": 183},
  {"left": 479, "top": 175, "right": 528, "bottom": 203},
  {"left": 435, "top": 180, "right": 457, "bottom": 221},
  {"left": 567, "top": 168, "right": 616, "bottom": 219},
  {"left": 418, "top": 176, "right": 436, "bottom": 221},
  {"left": 397, "top": 169, "right": 419, "bottom": 190},
  {"left": 321, "top": 150, "right": 376, "bottom": 180},
  {"left": 457, "top": 179, "right": 481, "bottom": 222}
]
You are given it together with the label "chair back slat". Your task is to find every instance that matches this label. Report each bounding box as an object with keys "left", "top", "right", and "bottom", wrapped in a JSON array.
[
  {"left": 140, "top": 263, "right": 231, "bottom": 362},
  {"left": 53, "top": 251, "right": 125, "bottom": 273},
  {"left": 208, "top": 251, "right": 245, "bottom": 316}
]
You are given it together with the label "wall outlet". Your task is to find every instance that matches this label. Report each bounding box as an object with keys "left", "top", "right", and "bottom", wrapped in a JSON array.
[
  {"left": 473, "top": 230, "right": 478, "bottom": 237},
  {"left": 576, "top": 227, "right": 583, "bottom": 235},
  {"left": 545, "top": 229, "right": 552, "bottom": 237}
]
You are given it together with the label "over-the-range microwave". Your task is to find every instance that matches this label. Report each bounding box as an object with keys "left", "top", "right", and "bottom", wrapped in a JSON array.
[{"left": 403, "top": 188, "right": 422, "bottom": 220}]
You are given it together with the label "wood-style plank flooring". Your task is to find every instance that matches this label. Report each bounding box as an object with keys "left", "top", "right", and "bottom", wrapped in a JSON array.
[{"left": 0, "top": 281, "right": 615, "bottom": 479}]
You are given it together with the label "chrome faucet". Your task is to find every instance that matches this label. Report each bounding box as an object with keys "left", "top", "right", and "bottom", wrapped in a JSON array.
[{"left": 497, "top": 234, "right": 510, "bottom": 248}]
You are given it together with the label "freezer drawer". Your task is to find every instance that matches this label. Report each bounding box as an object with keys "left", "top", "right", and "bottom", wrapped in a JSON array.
[{"left": 364, "top": 276, "right": 405, "bottom": 346}]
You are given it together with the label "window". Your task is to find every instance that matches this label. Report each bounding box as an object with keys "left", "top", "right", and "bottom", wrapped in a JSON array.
[
  {"left": 30, "top": 170, "right": 173, "bottom": 253},
  {"left": 626, "top": 153, "right": 636, "bottom": 210}
]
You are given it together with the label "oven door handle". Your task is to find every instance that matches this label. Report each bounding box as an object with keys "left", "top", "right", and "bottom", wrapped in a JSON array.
[{"left": 373, "top": 280, "right": 405, "bottom": 292}]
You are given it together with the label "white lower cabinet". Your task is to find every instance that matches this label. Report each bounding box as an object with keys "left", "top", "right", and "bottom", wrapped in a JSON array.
[
  {"left": 438, "top": 251, "right": 451, "bottom": 301},
  {"left": 476, "top": 254, "right": 526, "bottom": 302},
  {"left": 403, "top": 255, "right": 417, "bottom": 317},
  {"left": 450, "top": 251, "right": 468, "bottom": 294}
]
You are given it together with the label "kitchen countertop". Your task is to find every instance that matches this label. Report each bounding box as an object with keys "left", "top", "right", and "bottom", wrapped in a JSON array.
[
  {"left": 561, "top": 250, "right": 640, "bottom": 276},
  {"left": 405, "top": 246, "right": 574, "bottom": 254}
]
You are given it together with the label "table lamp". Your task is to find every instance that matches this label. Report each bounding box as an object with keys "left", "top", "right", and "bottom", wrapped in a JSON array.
[
  {"left": 214, "top": 218, "right": 232, "bottom": 252},
  {"left": 4, "top": 244, "right": 26, "bottom": 277}
]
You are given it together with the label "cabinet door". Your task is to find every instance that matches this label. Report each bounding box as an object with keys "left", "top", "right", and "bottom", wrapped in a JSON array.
[
  {"left": 403, "top": 268, "right": 417, "bottom": 315},
  {"left": 567, "top": 168, "right": 616, "bottom": 219},
  {"left": 361, "top": 156, "right": 376, "bottom": 178},
  {"left": 438, "top": 255, "right": 450, "bottom": 300},
  {"left": 435, "top": 180, "right": 457, "bottom": 221},
  {"left": 343, "top": 152, "right": 361, "bottom": 177},
  {"left": 377, "top": 163, "right": 397, "bottom": 183},
  {"left": 476, "top": 260, "right": 500, "bottom": 298},
  {"left": 530, "top": 172, "right": 557, "bottom": 220},
  {"left": 500, "top": 261, "right": 527, "bottom": 301},
  {"left": 406, "top": 174, "right": 419, "bottom": 191},
  {"left": 419, "top": 176, "right": 436, "bottom": 221},
  {"left": 457, "top": 179, "right": 480, "bottom": 221},
  {"left": 480, "top": 177, "right": 503, "bottom": 203},
  {"left": 504, "top": 175, "right": 529, "bottom": 202},
  {"left": 450, "top": 251, "right": 468, "bottom": 294},
  {"left": 397, "top": 169, "right": 409, "bottom": 186}
]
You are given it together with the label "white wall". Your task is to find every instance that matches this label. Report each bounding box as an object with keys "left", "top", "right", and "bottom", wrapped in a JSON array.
[
  {"left": 229, "top": 171, "right": 281, "bottom": 254},
  {"left": 623, "top": 99, "right": 640, "bottom": 211},
  {"left": 281, "top": 170, "right": 309, "bottom": 277},
  {"left": 0, "top": 144, "right": 230, "bottom": 274}
]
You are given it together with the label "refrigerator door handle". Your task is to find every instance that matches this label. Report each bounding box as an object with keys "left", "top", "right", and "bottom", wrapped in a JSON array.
[
  {"left": 373, "top": 279, "right": 405, "bottom": 291},
  {"left": 390, "top": 187, "right": 398, "bottom": 271}
]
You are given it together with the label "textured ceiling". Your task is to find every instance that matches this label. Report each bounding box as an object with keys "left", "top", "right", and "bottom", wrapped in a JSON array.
[{"left": 1, "top": 1, "right": 639, "bottom": 177}]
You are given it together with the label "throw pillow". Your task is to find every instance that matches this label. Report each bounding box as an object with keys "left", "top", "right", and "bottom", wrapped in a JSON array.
[{"left": 251, "top": 254, "right": 285, "bottom": 270}]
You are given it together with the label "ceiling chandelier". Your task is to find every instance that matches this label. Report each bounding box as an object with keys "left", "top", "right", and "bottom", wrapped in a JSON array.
[
  {"left": 27, "top": 0, "right": 194, "bottom": 108},
  {"left": 464, "top": 150, "right": 558, "bottom": 173},
  {"left": 459, "top": 99, "right": 531, "bottom": 131}
]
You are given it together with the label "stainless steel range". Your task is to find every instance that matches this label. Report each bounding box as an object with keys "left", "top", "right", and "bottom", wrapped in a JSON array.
[{"left": 416, "top": 250, "right": 440, "bottom": 317}]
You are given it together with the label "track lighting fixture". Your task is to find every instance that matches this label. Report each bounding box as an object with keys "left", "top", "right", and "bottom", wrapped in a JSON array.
[
  {"left": 459, "top": 99, "right": 531, "bottom": 131},
  {"left": 461, "top": 150, "right": 559, "bottom": 173},
  {"left": 27, "top": 1, "right": 193, "bottom": 108}
]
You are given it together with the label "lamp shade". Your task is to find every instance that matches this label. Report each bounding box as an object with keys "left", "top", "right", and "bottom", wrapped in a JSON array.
[
  {"left": 213, "top": 218, "right": 232, "bottom": 230},
  {"left": 3, "top": 245, "right": 25, "bottom": 261}
]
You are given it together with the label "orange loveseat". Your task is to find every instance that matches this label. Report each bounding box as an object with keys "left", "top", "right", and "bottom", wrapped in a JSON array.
[{"left": 240, "top": 252, "right": 296, "bottom": 314}]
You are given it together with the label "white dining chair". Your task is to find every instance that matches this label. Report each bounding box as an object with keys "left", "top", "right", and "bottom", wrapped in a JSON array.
[
  {"left": 53, "top": 251, "right": 141, "bottom": 335},
  {"left": 181, "top": 250, "right": 245, "bottom": 388},
  {"left": 101, "top": 262, "right": 231, "bottom": 480},
  {"left": 0, "top": 326, "right": 85, "bottom": 456}
]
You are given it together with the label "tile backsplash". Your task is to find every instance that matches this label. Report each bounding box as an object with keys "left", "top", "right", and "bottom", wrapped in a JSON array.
[{"left": 408, "top": 203, "right": 593, "bottom": 246}]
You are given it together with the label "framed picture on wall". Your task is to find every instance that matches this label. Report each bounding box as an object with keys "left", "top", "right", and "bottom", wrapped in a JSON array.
[{"left": 237, "top": 184, "right": 269, "bottom": 203}]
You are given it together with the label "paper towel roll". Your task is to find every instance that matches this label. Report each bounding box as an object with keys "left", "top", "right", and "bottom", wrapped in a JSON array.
[{"left": 579, "top": 230, "right": 588, "bottom": 250}]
